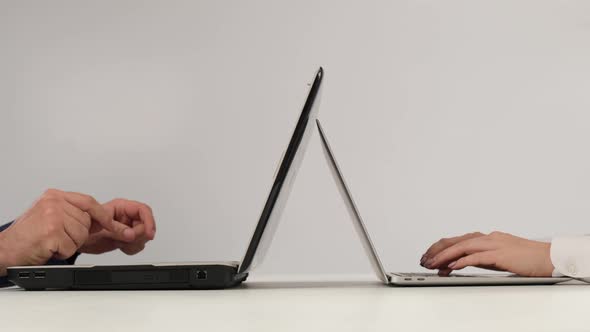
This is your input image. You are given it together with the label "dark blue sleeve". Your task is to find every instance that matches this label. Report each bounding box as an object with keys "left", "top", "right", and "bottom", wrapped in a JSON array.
[
  {"left": 0, "top": 221, "right": 11, "bottom": 232},
  {"left": 0, "top": 221, "right": 80, "bottom": 288},
  {"left": 0, "top": 221, "right": 15, "bottom": 287}
]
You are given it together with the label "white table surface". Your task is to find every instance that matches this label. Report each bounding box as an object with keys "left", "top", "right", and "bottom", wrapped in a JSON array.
[{"left": 2, "top": 277, "right": 590, "bottom": 332}]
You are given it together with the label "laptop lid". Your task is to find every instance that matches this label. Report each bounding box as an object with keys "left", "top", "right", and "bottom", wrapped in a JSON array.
[
  {"left": 315, "top": 119, "right": 389, "bottom": 283},
  {"left": 238, "top": 68, "right": 324, "bottom": 274}
]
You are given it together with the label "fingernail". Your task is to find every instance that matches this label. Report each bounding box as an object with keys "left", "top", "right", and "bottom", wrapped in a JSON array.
[
  {"left": 448, "top": 261, "right": 457, "bottom": 269},
  {"left": 420, "top": 255, "right": 427, "bottom": 265},
  {"left": 123, "top": 228, "right": 135, "bottom": 240}
]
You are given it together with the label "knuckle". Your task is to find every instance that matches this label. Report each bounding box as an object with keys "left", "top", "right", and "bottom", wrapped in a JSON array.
[
  {"left": 37, "top": 198, "right": 52, "bottom": 209},
  {"left": 44, "top": 220, "right": 62, "bottom": 236},
  {"left": 438, "top": 238, "right": 450, "bottom": 246},
  {"left": 42, "top": 206, "right": 58, "bottom": 218},
  {"left": 489, "top": 231, "right": 504, "bottom": 238},
  {"left": 80, "top": 194, "right": 93, "bottom": 202},
  {"left": 39, "top": 200, "right": 61, "bottom": 216},
  {"left": 82, "top": 194, "right": 98, "bottom": 205},
  {"left": 43, "top": 188, "right": 60, "bottom": 197}
]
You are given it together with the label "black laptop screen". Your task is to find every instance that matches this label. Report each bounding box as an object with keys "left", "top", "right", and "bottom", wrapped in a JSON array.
[{"left": 238, "top": 67, "right": 323, "bottom": 273}]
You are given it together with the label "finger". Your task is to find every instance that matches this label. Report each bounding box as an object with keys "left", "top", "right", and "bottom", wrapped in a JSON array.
[
  {"left": 422, "top": 232, "right": 485, "bottom": 264},
  {"left": 438, "top": 268, "right": 453, "bottom": 277},
  {"left": 102, "top": 224, "right": 138, "bottom": 243},
  {"left": 92, "top": 216, "right": 135, "bottom": 241},
  {"left": 111, "top": 199, "right": 156, "bottom": 239},
  {"left": 114, "top": 209, "right": 135, "bottom": 229},
  {"left": 80, "top": 232, "right": 121, "bottom": 255},
  {"left": 449, "top": 251, "right": 498, "bottom": 270},
  {"left": 111, "top": 223, "right": 150, "bottom": 255},
  {"left": 53, "top": 231, "right": 79, "bottom": 260},
  {"left": 130, "top": 222, "right": 148, "bottom": 240},
  {"left": 120, "top": 242, "right": 146, "bottom": 256},
  {"left": 128, "top": 223, "right": 151, "bottom": 249},
  {"left": 62, "top": 201, "right": 92, "bottom": 230},
  {"left": 63, "top": 192, "right": 131, "bottom": 238},
  {"left": 62, "top": 214, "right": 90, "bottom": 248},
  {"left": 62, "top": 192, "right": 110, "bottom": 226},
  {"left": 426, "top": 236, "right": 497, "bottom": 269},
  {"left": 96, "top": 222, "right": 147, "bottom": 246}
]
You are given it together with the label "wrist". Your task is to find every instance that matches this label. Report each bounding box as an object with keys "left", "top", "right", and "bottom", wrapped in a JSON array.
[
  {"left": 0, "top": 230, "right": 19, "bottom": 277},
  {"left": 543, "top": 242, "right": 555, "bottom": 276},
  {"left": 0, "top": 232, "right": 8, "bottom": 277}
]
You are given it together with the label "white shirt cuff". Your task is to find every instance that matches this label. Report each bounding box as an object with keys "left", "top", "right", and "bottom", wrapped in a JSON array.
[{"left": 550, "top": 236, "right": 590, "bottom": 278}]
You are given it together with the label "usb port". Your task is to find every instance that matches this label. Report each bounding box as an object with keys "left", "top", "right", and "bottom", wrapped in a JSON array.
[
  {"left": 33, "top": 271, "right": 46, "bottom": 279},
  {"left": 18, "top": 272, "right": 30, "bottom": 279},
  {"left": 196, "top": 270, "right": 207, "bottom": 280},
  {"left": 417, "top": 278, "right": 425, "bottom": 281}
]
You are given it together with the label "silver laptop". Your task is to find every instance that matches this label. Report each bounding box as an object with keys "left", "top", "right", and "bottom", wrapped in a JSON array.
[{"left": 315, "top": 119, "right": 570, "bottom": 286}]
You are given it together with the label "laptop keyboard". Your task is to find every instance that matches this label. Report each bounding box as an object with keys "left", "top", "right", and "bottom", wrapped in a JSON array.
[
  {"left": 394, "top": 272, "right": 474, "bottom": 278},
  {"left": 393, "top": 272, "right": 524, "bottom": 278}
]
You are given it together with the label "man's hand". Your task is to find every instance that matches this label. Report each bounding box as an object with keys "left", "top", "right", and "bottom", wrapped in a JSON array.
[
  {"left": 0, "top": 189, "right": 136, "bottom": 276},
  {"left": 79, "top": 198, "right": 156, "bottom": 255},
  {"left": 420, "top": 231, "right": 554, "bottom": 277}
]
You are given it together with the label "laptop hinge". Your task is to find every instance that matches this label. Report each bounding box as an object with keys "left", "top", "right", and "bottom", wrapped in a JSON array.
[{"left": 233, "top": 272, "right": 249, "bottom": 283}]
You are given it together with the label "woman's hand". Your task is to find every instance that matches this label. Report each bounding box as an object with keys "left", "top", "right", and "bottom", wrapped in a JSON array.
[{"left": 421, "top": 231, "right": 554, "bottom": 277}]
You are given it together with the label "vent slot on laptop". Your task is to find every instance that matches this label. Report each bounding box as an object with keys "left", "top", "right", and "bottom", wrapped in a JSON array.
[
  {"left": 75, "top": 271, "right": 112, "bottom": 285},
  {"left": 75, "top": 270, "right": 190, "bottom": 285}
]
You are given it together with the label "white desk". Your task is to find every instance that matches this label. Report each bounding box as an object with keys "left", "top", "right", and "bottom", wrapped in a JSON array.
[{"left": 2, "top": 278, "right": 590, "bottom": 332}]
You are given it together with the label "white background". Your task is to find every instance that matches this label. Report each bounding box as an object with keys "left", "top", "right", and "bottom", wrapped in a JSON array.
[{"left": 1, "top": 0, "right": 589, "bottom": 278}]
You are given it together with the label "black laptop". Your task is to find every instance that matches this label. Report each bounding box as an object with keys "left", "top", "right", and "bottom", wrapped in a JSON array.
[{"left": 7, "top": 67, "right": 324, "bottom": 290}]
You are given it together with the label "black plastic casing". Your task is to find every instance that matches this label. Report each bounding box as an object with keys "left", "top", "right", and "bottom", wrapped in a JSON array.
[{"left": 7, "top": 264, "right": 247, "bottom": 290}]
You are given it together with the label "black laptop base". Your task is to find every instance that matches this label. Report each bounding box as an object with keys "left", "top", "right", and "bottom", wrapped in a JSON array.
[{"left": 8, "top": 264, "right": 247, "bottom": 290}]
